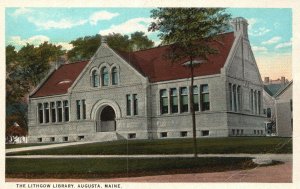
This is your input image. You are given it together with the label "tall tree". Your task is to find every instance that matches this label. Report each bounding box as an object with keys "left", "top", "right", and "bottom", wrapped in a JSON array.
[
  {"left": 130, "top": 31, "right": 154, "bottom": 51},
  {"left": 67, "top": 32, "right": 154, "bottom": 61},
  {"left": 149, "top": 8, "right": 231, "bottom": 157}
]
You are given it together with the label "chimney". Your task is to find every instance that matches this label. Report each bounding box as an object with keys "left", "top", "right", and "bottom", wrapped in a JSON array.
[
  {"left": 264, "top": 77, "right": 270, "bottom": 84},
  {"left": 281, "top": 76, "right": 286, "bottom": 84},
  {"left": 230, "top": 17, "right": 249, "bottom": 39}
]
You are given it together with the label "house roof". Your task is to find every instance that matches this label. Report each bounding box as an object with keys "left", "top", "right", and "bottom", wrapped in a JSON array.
[
  {"left": 274, "top": 80, "right": 293, "bottom": 98},
  {"left": 31, "top": 32, "right": 235, "bottom": 98},
  {"left": 31, "top": 60, "right": 89, "bottom": 98},
  {"left": 117, "top": 32, "right": 235, "bottom": 82},
  {"left": 264, "top": 83, "right": 287, "bottom": 97}
]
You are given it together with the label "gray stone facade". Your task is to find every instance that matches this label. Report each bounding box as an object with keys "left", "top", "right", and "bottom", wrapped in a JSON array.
[{"left": 28, "top": 17, "right": 265, "bottom": 143}]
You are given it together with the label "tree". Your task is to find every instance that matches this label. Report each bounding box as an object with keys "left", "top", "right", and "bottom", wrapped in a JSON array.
[
  {"left": 149, "top": 8, "right": 231, "bottom": 157},
  {"left": 130, "top": 31, "right": 154, "bottom": 51},
  {"left": 67, "top": 32, "right": 154, "bottom": 61}
]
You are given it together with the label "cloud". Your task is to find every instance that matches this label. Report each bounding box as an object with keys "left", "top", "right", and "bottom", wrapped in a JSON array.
[
  {"left": 8, "top": 35, "right": 73, "bottom": 50},
  {"left": 89, "top": 11, "right": 119, "bottom": 25},
  {"left": 247, "top": 18, "right": 257, "bottom": 30},
  {"left": 261, "top": 36, "right": 281, "bottom": 45},
  {"left": 252, "top": 46, "right": 268, "bottom": 53},
  {"left": 8, "top": 35, "right": 50, "bottom": 48},
  {"left": 28, "top": 17, "right": 88, "bottom": 30},
  {"left": 275, "top": 41, "right": 292, "bottom": 49},
  {"left": 249, "top": 27, "right": 270, "bottom": 36},
  {"left": 99, "top": 17, "right": 153, "bottom": 35},
  {"left": 56, "top": 42, "right": 73, "bottom": 50},
  {"left": 11, "top": 7, "right": 32, "bottom": 17}
]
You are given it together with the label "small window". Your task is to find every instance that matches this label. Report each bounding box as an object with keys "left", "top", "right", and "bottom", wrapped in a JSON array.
[
  {"left": 76, "top": 100, "right": 81, "bottom": 120},
  {"left": 63, "top": 136, "right": 68, "bottom": 142},
  {"left": 133, "top": 94, "right": 138, "bottom": 115},
  {"left": 201, "top": 85, "right": 210, "bottom": 111},
  {"left": 50, "top": 137, "right": 55, "bottom": 142},
  {"left": 101, "top": 67, "right": 109, "bottom": 86},
  {"left": 241, "top": 129, "right": 244, "bottom": 135},
  {"left": 57, "top": 101, "right": 63, "bottom": 122},
  {"left": 44, "top": 102, "right": 50, "bottom": 123},
  {"left": 78, "top": 136, "right": 85, "bottom": 140},
  {"left": 37, "top": 138, "right": 42, "bottom": 142},
  {"left": 91, "top": 70, "right": 99, "bottom": 87},
  {"left": 50, "top": 102, "right": 56, "bottom": 123},
  {"left": 201, "top": 130, "right": 209, "bottom": 136},
  {"left": 170, "top": 88, "right": 178, "bottom": 113},
  {"left": 112, "top": 67, "right": 118, "bottom": 85},
  {"left": 232, "top": 129, "right": 235, "bottom": 135},
  {"left": 180, "top": 87, "right": 189, "bottom": 113},
  {"left": 63, "top": 100, "right": 69, "bottom": 122},
  {"left": 126, "top": 94, "right": 131, "bottom": 116},
  {"left": 160, "top": 89, "right": 168, "bottom": 114},
  {"left": 128, "top": 133, "right": 136, "bottom": 139},
  {"left": 161, "top": 132, "right": 167, "bottom": 138},
  {"left": 180, "top": 131, "right": 187, "bottom": 137},
  {"left": 38, "top": 103, "right": 43, "bottom": 123},
  {"left": 254, "top": 130, "right": 256, "bottom": 135},
  {"left": 237, "top": 129, "right": 240, "bottom": 135},
  {"left": 193, "top": 86, "right": 199, "bottom": 111},
  {"left": 82, "top": 100, "right": 86, "bottom": 119}
]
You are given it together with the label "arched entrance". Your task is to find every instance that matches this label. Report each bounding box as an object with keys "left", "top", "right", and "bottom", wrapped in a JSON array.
[{"left": 96, "top": 105, "right": 116, "bottom": 132}]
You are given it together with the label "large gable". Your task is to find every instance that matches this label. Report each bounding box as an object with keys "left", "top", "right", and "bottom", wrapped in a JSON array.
[
  {"left": 31, "top": 60, "right": 89, "bottom": 98},
  {"left": 117, "top": 32, "right": 234, "bottom": 82}
]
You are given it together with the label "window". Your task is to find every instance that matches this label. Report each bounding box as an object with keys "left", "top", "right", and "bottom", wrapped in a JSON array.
[
  {"left": 112, "top": 67, "right": 118, "bottom": 85},
  {"left": 200, "top": 85, "right": 210, "bottom": 111},
  {"left": 290, "top": 99, "right": 293, "bottom": 112},
  {"left": 254, "top": 130, "right": 256, "bottom": 135},
  {"left": 63, "top": 136, "right": 68, "bottom": 142},
  {"left": 38, "top": 103, "right": 43, "bottom": 123},
  {"left": 161, "top": 132, "right": 167, "bottom": 138},
  {"left": 50, "top": 102, "right": 56, "bottom": 123},
  {"left": 126, "top": 94, "right": 131, "bottom": 116},
  {"left": 267, "top": 108, "right": 272, "bottom": 118},
  {"left": 78, "top": 136, "right": 85, "bottom": 140},
  {"left": 82, "top": 100, "right": 86, "bottom": 119},
  {"left": 170, "top": 88, "right": 178, "bottom": 113},
  {"left": 232, "top": 129, "right": 235, "bottom": 135},
  {"left": 160, "top": 89, "right": 169, "bottom": 114},
  {"left": 180, "top": 87, "right": 188, "bottom": 113},
  {"left": 193, "top": 86, "right": 199, "bottom": 111},
  {"left": 63, "top": 100, "right": 69, "bottom": 122},
  {"left": 233, "top": 85, "right": 237, "bottom": 112},
  {"left": 133, "top": 94, "right": 138, "bottom": 115},
  {"left": 258, "top": 91, "right": 261, "bottom": 114},
  {"left": 44, "top": 103, "right": 49, "bottom": 123},
  {"left": 37, "top": 138, "right": 42, "bottom": 142},
  {"left": 92, "top": 70, "right": 99, "bottom": 87},
  {"left": 128, "top": 133, "right": 136, "bottom": 139},
  {"left": 180, "top": 131, "right": 188, "bottom": 137},
  {"left": 237, "top": 86, "right": 241, "bottom": 111},
  {"left": 50, "top": 137, "right": 55, "bottom": 142},
  {"left": 237, "top": 129, "right": 240, "bottom": 135},
  {"left": 101, "top": 67, "right": 109, "bottom": 86},
  {"left": 241, "top": 129, "right": 244, "bottom": 135},
  {"left": 76, "top": 100, "right": 81, "bottom": 120},
  {"left": 250, "top": 89, "right": 254, "bottom": 113},
  {"left": 201, "top": 130, "right": 209, "bottom": 136},
  {"left": 57, "top": 101, "right": 63, "bottom": 122},
  {"left": 229, "top": 83, "right": 233, "bottom": 111}
]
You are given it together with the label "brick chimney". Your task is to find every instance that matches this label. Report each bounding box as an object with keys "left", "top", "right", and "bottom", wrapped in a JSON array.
[
  {"left": 264, "top": 77, "right": 270, "bottom": 84},
  {"left": 230, "top": 17, "right": 249, "bottom": 39},
  {"left": 281, "top": 76, "right": 286, "bottom": 84}
]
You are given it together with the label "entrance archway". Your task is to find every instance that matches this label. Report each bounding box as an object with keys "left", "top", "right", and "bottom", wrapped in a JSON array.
[{"left": 96, "top": 105, "right": 116, "bottom": 132}]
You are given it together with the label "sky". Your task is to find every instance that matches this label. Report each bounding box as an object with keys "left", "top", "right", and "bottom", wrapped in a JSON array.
[{"left": 5, "top": 8, "right": 292, "bottom": 80}]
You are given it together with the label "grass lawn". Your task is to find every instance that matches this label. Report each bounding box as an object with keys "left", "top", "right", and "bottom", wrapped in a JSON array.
[
  {"left": 7, "top": 137, "right": 292, "bottom": 155},
  {"left": 6, "top": 157, "right": 260, "bottom": 179}
]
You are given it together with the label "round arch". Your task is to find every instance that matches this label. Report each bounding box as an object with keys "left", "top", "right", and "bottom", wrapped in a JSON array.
[{"left": 90, "top": 99, "right": 121, "bottom": 120}]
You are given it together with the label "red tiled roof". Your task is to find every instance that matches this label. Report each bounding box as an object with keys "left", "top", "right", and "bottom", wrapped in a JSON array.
[
  {"left": 31, "top": 60, "right": 89, "bottom": 98},
  {"left": 117, "top": 32, "right": 235, "bottom": 82},
  {"left": 31, "top": 32, "right": 235, "bottom": 98}
]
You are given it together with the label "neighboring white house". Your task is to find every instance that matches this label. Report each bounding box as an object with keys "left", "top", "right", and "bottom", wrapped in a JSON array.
[
  {"left": 27, "top": 17, "right": 266, "bottom": 143},
  {"left": 274, "top": 81, "right": 293, "bottom": 137}
]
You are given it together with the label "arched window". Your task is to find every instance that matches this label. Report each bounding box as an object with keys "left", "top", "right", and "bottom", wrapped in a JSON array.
[
  {"left": 112, "top": 67, "right": 118, "bottom": 85},
  {"left": 101, "top": 67, "right": 109, "bottom": 86},
  {"left": 91, "top": 70, "right": 99, "bottom": 87}
]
